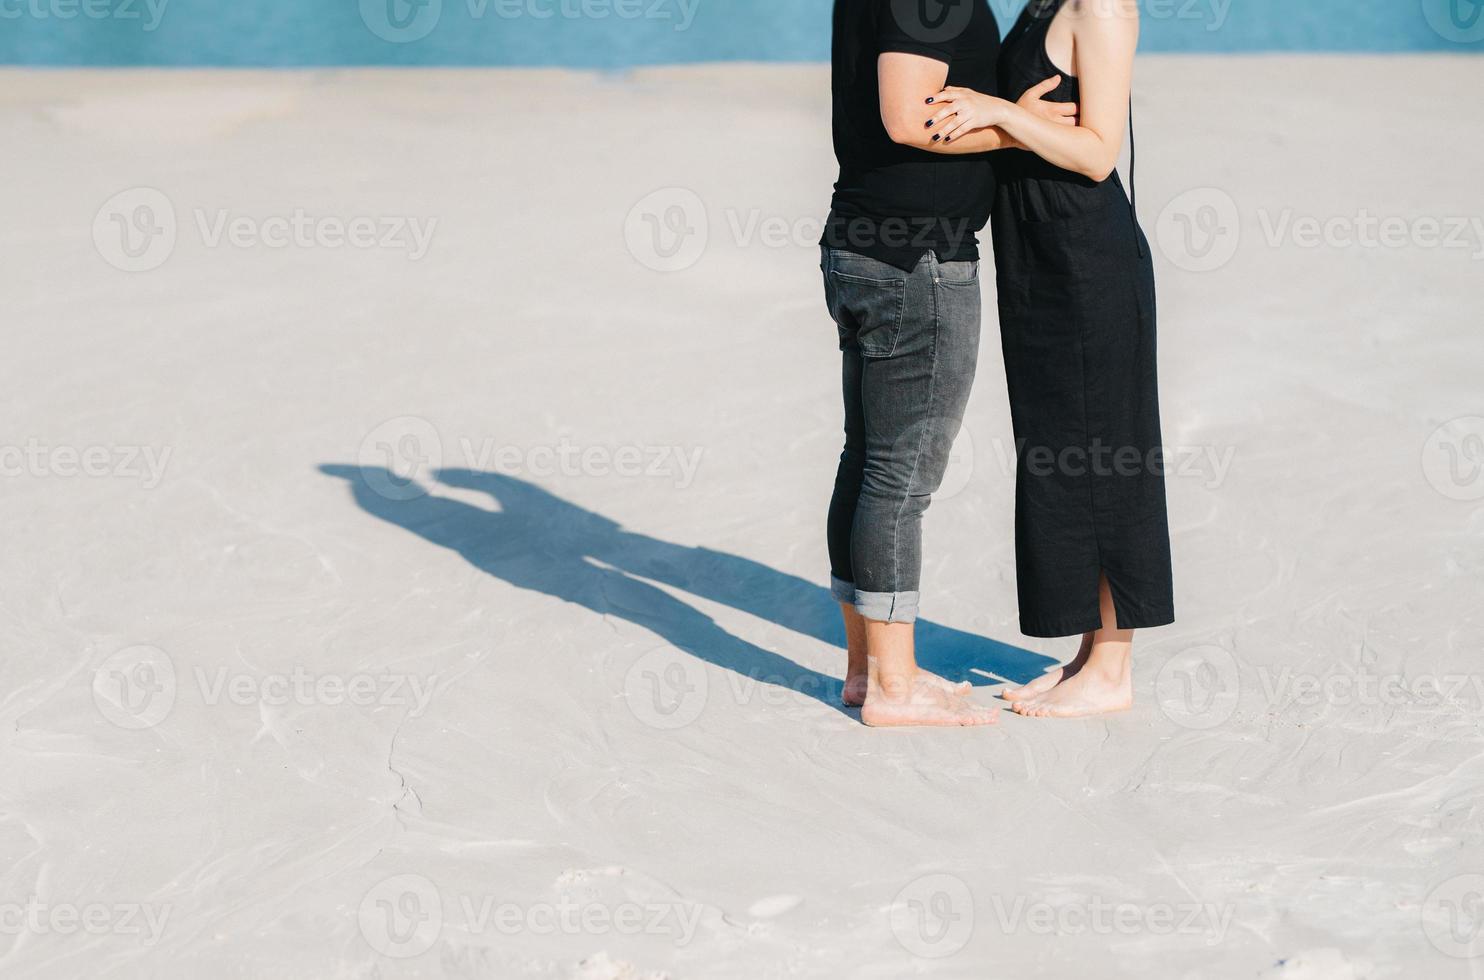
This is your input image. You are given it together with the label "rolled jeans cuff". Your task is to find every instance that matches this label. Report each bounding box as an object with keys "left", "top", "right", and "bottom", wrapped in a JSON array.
[
  {"left": 853, "top": 589, "right": 920, "bottom": 624},
  {"left": 830, "top": 575, "right": 856, "bottom": 604}
]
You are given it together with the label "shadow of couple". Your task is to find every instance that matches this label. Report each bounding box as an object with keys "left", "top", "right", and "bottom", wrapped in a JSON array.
[{"left": 320, "top": 464, "right": 1054, "bottom": 712}]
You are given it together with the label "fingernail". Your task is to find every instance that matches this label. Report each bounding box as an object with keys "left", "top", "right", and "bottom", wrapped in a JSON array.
[
  {"left": 925, "top": 98, "right": 934, "bottom": 104},
  {"left": 924, "top": 120, "right": 933, "bottom": 128},
  {"left": 932, "top": 134, "right": 941, "bottom": 142}
]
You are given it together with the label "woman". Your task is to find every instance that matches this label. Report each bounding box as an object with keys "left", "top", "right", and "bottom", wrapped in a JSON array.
[{"left": 924, "top": 0, "right": 1175, "bottom": 718}]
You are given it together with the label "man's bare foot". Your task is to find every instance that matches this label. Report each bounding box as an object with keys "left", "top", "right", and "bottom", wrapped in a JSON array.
[
  {"left": 843, "top": 669, "right": 970, "bottom": 707},
  {"left": 861, "top": 674, "right": 999, "bottom": 727}
]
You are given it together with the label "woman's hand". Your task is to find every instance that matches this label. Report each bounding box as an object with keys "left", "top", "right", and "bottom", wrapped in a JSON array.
[
  {"left": 1017, "top": 75, "right": 1079, "bottom": 126},
  {"left": 925, "top": 87, "right": 1011, "bottom": 144},
  {"left": 925, "top": 75, "right": 1078, "bottom": 144}
]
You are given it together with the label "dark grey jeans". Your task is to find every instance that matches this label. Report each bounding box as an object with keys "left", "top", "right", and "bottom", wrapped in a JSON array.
[{"left": 822, "top": 246, "right": 981, "bottom": 624}]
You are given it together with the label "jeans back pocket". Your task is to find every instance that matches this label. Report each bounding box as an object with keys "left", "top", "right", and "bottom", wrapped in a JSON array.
[{"left": 827, "top": 267, "right": 907, "bottom": 358}]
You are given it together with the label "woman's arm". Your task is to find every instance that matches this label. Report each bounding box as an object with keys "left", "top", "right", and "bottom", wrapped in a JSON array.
[
  {"left": 877, "top": 52, "right": 1017, "bottom": 151},
  {"left": 918, "top": 75, "right": 1076, "bottom": 154},
  {"left": 924, "top": 0, "right": 1138, "bottom": 180},
  {"left": 878, "top": 55, "right": 1078, "bottom": 153}
]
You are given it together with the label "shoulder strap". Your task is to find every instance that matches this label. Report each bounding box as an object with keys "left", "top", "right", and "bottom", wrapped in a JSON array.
[{"left": 1128, "top": 95, "right": 1144, "bottom": 257}]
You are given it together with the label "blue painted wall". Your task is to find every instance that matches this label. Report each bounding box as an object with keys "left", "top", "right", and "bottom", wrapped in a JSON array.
[{"left": 2, "top": 0, "right": 1481, "bottom": 66}]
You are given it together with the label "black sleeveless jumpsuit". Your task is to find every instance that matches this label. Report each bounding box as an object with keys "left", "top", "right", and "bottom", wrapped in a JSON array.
[{"left": 991, "top": 0, "right": 1174, "bottom": 638}]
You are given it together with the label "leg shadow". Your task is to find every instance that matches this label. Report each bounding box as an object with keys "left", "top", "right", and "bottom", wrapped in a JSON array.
[{"left": 320, "top": 466, "right": 1057, "bottom": 706}]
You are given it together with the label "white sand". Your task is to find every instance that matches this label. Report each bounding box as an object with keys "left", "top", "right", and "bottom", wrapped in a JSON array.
[{"left": 2, "top": 59, "right": 1482, "bottom": 978}]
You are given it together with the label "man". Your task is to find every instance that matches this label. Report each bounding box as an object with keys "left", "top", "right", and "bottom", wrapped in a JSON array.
[{"left": 820, "top": 0, "right": 1073, "bottom": 726}]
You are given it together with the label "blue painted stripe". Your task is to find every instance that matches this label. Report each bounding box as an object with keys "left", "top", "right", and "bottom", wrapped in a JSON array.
[{"left": 1, "top": 0, "right": 1480, "bottom": 66}]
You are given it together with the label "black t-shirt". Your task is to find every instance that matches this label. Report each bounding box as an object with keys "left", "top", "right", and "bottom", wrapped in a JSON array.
[{"left": 823, "top": 0, "right": 1002, "bottom": 271}]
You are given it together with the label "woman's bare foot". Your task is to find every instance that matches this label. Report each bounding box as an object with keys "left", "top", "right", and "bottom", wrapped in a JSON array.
[
  {"left": 861, "top": 673, "right": 999, "bottom": 727},
  {"left": 843, "top": 668, "right": 970, "bottom": 708},
  {"left": 1007, "top": 653, "right": 1132, "bottom": 718},
  {"left": 1000, "top": 632, "right": 1091, "bottom": 702},
  {"left": 1008, "top": 576, "right": 1136, "bottom": 719}
]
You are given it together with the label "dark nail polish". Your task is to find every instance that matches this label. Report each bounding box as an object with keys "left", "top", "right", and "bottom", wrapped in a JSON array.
[
  {"left": 932, "top": 134, "right": 941, "bottom": 142},
  {"left": 925, "top": 120, "right": 933, "bottom": 128},
  {"left": 925, "top": 98, "right": 934, "bottom": 104}
]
